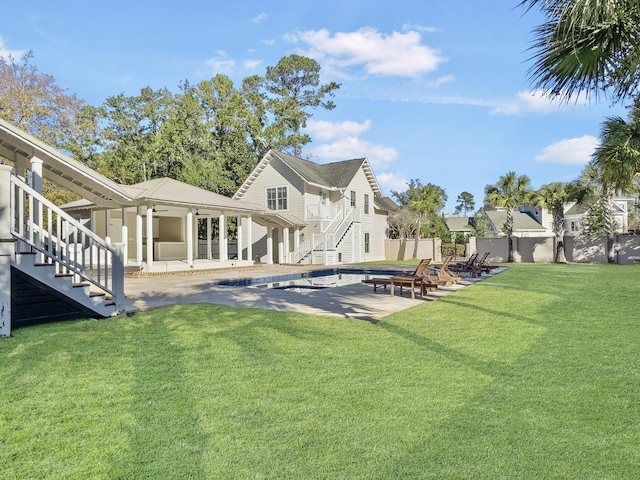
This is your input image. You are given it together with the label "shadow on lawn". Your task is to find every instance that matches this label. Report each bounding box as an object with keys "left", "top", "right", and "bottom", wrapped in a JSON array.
[
  {"left": 378, "top": 321, "right": 511, "bottom": 378},
  {"left": 107, "top": 318, "right": 208, "bottom": 479}
]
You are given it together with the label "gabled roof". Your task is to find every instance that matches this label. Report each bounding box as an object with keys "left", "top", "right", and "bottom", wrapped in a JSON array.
[
  {"left": 0, "top": 118, "right": 131, "bottom": 207},
  {"left": 445, "top": 216, "right": 473, "bottom": 232},
  {"left": 234, "top": 149, "right": 382, "bottom": 199},
  {"left": 63, "top": 177, "right": 265, "bottom": 215},
  {"left": 376, "top": 196, "right": 399, "bottom": 212},
  {"left": 485, "top": 209, "right": 547, "bottom": 233}
]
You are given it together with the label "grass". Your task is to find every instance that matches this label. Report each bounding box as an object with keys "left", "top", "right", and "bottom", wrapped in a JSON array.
[{"left": 1, "top": 263, "right": 640, "bottom": 479}]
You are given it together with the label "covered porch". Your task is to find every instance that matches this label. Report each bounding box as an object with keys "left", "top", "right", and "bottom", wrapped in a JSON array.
[{"left": 63, "top": 177, "right": 271, "bottom": 274}]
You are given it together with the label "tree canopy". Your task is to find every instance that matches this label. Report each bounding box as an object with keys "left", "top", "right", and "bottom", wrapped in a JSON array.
[{"left": 523, "top": 0, "right": 640, "bottom": 102}]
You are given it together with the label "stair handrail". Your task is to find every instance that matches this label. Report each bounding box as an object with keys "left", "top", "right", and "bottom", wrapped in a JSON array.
[
  {"left": 291, "top": 236, "right": 313, "bottom": 264},
  {"left": 323, "top": 207, "right": 344, "bottom": 234},
  {"left": 10, "top": 175, "right": 125, "bottom": 312},
  {"left": 333, "top": 208, "right": 357, "bottom": 247}
]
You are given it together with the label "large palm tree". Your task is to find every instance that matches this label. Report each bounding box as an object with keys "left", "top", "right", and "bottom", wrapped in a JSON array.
[
  {"left": 484, "top": 172, "right": 537, "bottom": 262},
  {"left": 589, "top": 101, "right": 640, "bottom": 261},
  {"left": 536, "top": 182, "right": 580, "bottom": 263},
  {"left": 522, "top": 0, "right": 640, "bottom": 102},
  {"left": 407, "top": 183, "right": 446, "bottom": 259},
  {"left": 577, "top": 163, "right": 617, "bottom": 261}
]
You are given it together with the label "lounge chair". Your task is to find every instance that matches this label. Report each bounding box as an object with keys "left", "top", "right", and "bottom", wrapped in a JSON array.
[
  {"left": 362, "top": 258, "right": 438, "bottom": 298},
  {"left": 425, "top": 256, "right": 463, "bottom": 286},
  {"left": 477, "top": 252, "right": 499, "bottom": 272},
  {"left": 449, "top": 253, "right": 482, "bottom": 277}
]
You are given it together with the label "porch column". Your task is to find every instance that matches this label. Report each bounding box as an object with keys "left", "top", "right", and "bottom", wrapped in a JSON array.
[
  {"left": 187, "top": 209, "right": 194, "bottom": 268},
  {"left": 266, "top": 226, "right": 273, "bottom": 264},
  {"left": 246, "top": 215, "right": 253, "bottom": 263},
  {"left": 236, "top": 215, "right": 243, "bottom": 261},
  {"left": 294, "top": 228, "right": 300, "bottom": 251},
  {"left": 278, "top": 228, "right": 284, "bottom": 265},
  {"left": 219, "top": 213, "right": 226, "bottom": 261},
  {"left": 30, "top": 156, "right": 43, "bottom": 194},
  {"left": 206, "top": 217, "right": 212, "bottom": 260},
  {"left": 1, "top": 165, "right": 15, "bottom": 337},
  {"left": 30, "top": 157, "right": 43, "bottom": 235},
  {"left": 283, "top": 226, "right": 290, "bottom": 264},
  {"left": 136, "top": 207, "right": 143, "bottom": 266},
  {"left": 121, "top": 207, "right": 128, "bottom": 265},
  {"left": 146, "top": 206, "right": 154, "bottom": 269}
]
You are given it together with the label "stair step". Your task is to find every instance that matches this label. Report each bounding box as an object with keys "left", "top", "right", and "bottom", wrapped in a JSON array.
[
  {"left": 73, "top": 282, "right": 90, "bottom": 288},
  {"left": 90, "top": 292, "right": 106, "bottom": 298}
]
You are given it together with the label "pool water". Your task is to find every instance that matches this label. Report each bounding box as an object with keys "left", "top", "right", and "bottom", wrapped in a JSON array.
[{"left": 214, "top": 268, "right": 397, "bottom": 290}]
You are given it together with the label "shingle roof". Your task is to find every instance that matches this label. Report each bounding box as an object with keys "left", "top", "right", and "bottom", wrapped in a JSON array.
[
  {"left": 275, "top": 151, "right": 366, "bottom": 189},
  {"left": 485, "top": 209, "right": 546, "bottom": 232},
  {"left": 234, "top": 149, "right": 382, "bottom": 199},
  {"left": 62, "top": 177, "right": 265, "bottom": 214},
  {"left": 445, "top": 216, "right": 473, "bottom": 232}
]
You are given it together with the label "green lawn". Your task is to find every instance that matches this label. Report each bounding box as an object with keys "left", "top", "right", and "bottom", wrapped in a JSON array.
[{"left": 1, "top": 263, "right": 639, "bottom": 479}]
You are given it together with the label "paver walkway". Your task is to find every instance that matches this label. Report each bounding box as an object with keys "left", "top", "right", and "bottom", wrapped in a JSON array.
[{"left": 124, "top": 264, "right": 504, "bottom": 322}]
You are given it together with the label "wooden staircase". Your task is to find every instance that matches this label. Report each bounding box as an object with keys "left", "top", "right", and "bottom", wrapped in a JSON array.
[{"left": 6, "top": 174, "right": 125, "bottom": 332}]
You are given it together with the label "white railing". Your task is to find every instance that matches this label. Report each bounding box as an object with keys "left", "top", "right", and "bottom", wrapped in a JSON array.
[
  {"left": 291, "top": 237, "right": 313, "bottom": 264},
  {"left": 333, "top": 208, "right": 359, "bottom": 247},
  {"left": 323, "top": 207, "right": 344, "bottom": 235},
  {"left": 306, "top": 203, "right": 339, "bottom": 220},
  {"left": 10, "top": 175, "right": 125, "bottom": 312}
]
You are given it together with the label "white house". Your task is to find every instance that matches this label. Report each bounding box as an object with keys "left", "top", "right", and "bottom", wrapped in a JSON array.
[{"left": 233, "top": 150, "right": 392, "bottom": 265}]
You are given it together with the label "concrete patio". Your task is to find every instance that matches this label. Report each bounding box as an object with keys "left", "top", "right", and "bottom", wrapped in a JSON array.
[{"left": 124, "top": 264, "right": 505, "bottom": 322}]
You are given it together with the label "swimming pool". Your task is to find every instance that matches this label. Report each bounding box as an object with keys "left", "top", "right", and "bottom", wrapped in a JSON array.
[{"left": 214, "top": 268, "right": 398, "bottom": 290}]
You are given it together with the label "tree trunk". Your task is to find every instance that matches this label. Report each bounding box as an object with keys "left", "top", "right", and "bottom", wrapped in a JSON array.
[
  {"left": 555, "top": 237, "right": 567, "bottom": 263},
  {"left": 603, "top": 190, "right": 616, "bottom": 263},
  {"left": 412, "top": 218, "right": 421, "bottom": 259},
  {"left": 607, "top": 233, "right": 616, "bottom": 263},
  {"left": 506, "top": 208, "right": 514, "bottom": 262},
  {"left": 553, "top": 208, "right": 567, "bottom": 263}
]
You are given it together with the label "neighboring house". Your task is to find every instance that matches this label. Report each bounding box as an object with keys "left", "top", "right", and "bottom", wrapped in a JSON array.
[
  {"left": 233, "top": 150, "right": 392, "bottom": 265},
  {"left": 564, "top": 198, "right": 634, "bottom": 236},
  {"left": 483, "top": 208, "right": 548, "bottom": 238},
  {"left": 444, "top": 215, "right": 473, "bottom": 239}
]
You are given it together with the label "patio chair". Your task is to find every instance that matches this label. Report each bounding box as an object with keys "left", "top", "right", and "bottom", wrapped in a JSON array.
[
  {"left": 362, "top": 258, "right": 438, "bottom": 297},
  {"left": 477, "top": 252, "right": 499, "bottom": 272},
  {"left": 424, "top": 256, "right": 463, "bottom": 286},
  {"left": 449, "top": 253, "right": 482, "bottom": 277}
]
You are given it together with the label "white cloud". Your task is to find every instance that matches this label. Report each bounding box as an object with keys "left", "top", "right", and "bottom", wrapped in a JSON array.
[
  {"left": 291, "top": 27, "right": 446, "bottom": 78},
  {"left": 0, "top": 37, "right": 24, "bottom": 60},
  {"left": 401, "top": 23, "right": 439, "bottom": 34},
  {"left": 243, "top": 59, "right": 262, "bottom": 70},
  {"left": 252, "top": 13, "right": 267, "bottom": 24},
  {"left": 536, "top": 135, "right": 599, "bottom": 165},
  {"left": 306, "top": 119, "right": 371, "bottom": 141},
  {"left": 377, "top": 171, "right": 409, "bottom": 195},
  {"left": 492, "top": 89, "right": 590, "bottom": 115},
  {"left": 205, "top": 51, "right": 235, "bottom": 74}
]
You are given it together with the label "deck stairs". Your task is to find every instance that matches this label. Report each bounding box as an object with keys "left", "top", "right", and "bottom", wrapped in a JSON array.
[
  {"left": 291, "top": 208, "right": 360, "bottom": 265},
  {"left": 8, "top": 174, "right": 125, "bottom": 329}
]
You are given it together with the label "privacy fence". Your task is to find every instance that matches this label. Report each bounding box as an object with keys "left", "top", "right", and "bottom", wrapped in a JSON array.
[{"left": 470, "top": 235, "right": 640, "bottom": 264}]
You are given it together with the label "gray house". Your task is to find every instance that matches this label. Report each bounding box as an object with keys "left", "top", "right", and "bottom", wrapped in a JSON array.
[{"left": 234, "top": 150, "right": 392, "bottom": 265}]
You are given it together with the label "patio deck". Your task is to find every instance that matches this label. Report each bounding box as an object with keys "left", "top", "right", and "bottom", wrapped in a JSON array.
[{"left": 123, "top": 264, "right": 505, "bottom": 322}]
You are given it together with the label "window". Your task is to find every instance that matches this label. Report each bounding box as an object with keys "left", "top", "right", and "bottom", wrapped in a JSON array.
[
  {"left": 364, "top": 194, "right": 370, "bottom": 214},
  {"left": 350, "top": 190, "right": 356, "bottom": 208},
  {"left": 267, "top": 187, "right": 287, "bottom": 211},
  {"left": 364, "top": 232, "right": 370, "bottom": 253}
]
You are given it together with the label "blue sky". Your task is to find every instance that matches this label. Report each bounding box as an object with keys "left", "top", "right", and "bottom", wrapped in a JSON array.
[{"left": 0, "top": 0, "right": 627, "bottom": 213}]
